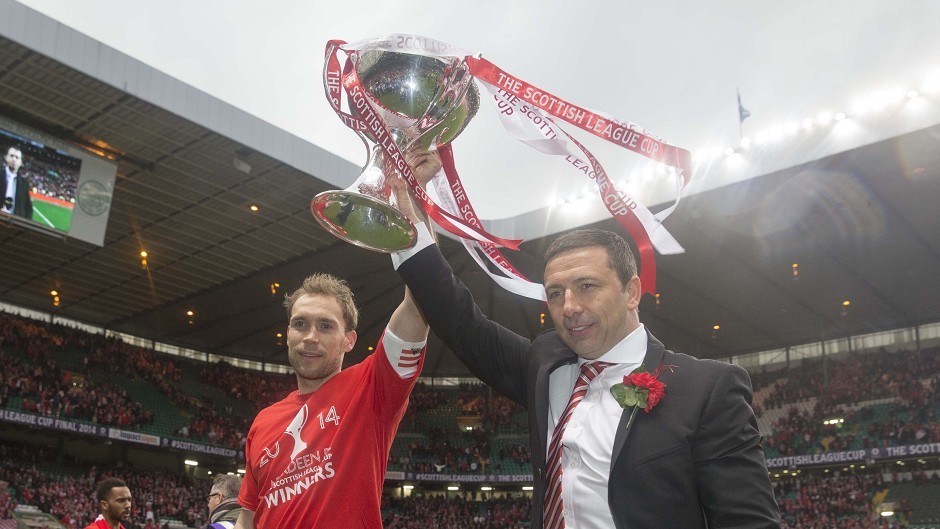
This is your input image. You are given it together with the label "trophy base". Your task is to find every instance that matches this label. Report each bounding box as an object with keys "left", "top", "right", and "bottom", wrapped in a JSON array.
[{"left": 311, "top": 191, "right": 417, "bottom": 253}]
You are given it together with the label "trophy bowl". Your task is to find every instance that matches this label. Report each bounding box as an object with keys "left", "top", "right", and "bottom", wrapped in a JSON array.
[{"left": 312, "top": 47, "right": 479, "bottom": 252}]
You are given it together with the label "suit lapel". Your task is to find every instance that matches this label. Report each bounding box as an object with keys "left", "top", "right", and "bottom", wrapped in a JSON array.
[{"left": 611, "top": 330, "right": 666, "bottom": 469}]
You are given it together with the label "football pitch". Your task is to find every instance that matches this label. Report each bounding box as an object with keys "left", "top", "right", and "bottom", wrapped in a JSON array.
[{"left": 31, "top": 195, "right": 74, "bottom": 232}]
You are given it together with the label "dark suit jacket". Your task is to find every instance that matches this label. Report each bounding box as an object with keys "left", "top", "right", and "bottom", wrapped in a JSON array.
[
  {"left": 3, "top": 171, "right": 33, "bottom": 220},
  {"left": 399, "top": 244, "right": 780, "bottom": 529}
]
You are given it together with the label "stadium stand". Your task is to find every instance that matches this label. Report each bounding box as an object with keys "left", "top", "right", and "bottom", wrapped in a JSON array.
[
  {"left": 0, "top": 438, "right": 202, "bottom": 529},
  {"left": 4, "top": 307, "right": 940, "bottom": 528}
]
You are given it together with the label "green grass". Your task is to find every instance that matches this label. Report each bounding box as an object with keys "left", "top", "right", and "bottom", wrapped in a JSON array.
[{"left": 30, "top": 197, "right": 74, "bottom": 232}]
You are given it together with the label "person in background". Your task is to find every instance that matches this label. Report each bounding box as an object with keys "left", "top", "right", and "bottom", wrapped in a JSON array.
[
  {"left": 205, "top": 474, "right": 242, "bottom": 529},
  {"left": 84, "top": 478, "right": 132, "bottom": 529},
  {"left": 2, "top": 145, "right": 32, "bottom": 219}
]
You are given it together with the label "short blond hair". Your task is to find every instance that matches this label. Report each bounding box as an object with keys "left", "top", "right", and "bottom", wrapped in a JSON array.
[{"left": 283, "top": 273, "right": 358, "bottom": 331}]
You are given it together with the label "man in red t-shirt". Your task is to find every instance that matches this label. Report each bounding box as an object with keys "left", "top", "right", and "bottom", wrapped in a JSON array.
[
  {"left": 84, "top": 478, "right": 132, "bottom": 529},
  {"left": 234, "top": 273, "right": 428, "bottom": 529}
]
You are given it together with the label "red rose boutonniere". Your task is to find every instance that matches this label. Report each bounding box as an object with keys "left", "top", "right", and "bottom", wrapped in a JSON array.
[{"left": 610, "top": 363, "right": 671, "bottom": 429}]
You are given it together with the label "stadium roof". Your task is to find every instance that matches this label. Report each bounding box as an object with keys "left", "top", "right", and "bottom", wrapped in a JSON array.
[{"left": 1, "top": 2, "right": 939, "bottom": 377}]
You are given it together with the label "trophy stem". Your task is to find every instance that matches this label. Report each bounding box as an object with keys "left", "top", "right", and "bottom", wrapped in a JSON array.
[{"left": 310, "top": 144, "right": 417, "bottom": 253}]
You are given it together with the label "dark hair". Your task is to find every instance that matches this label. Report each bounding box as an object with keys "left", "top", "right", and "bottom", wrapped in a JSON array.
[
  {"left": 4, "top": 145, "right": 22, "bottom": 161},
  {"left": 544, "top": 229, "right": 637, "bottom": 288},
  {"left": 283, "top": 273, "right": 358, "bottom": 331},
  {"left": 96, "top": 477, "right": 127, "bottom": 502}
]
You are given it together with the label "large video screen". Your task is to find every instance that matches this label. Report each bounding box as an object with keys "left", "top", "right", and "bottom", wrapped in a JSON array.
[{"left": 1, "top": 117, "right": 117, "bottom": 246}]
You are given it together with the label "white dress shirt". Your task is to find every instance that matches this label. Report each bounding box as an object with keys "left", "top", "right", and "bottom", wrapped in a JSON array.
[
  {"left": 548, "top": 324, "right": 647, "bottom": 528},
  {"left": 3, "top": 167, "right": 17, "bottom": 213}
]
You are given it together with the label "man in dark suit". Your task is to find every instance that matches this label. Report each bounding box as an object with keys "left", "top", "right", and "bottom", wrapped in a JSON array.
[
  {"left": 2, "top": 145, "right": 33, "bottom": 220},
  {"left": 389, "top": 152, "right": 780, "bottom": 529}
]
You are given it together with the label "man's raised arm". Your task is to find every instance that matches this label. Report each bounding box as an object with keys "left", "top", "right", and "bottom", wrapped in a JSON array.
[{"left": 387, "top": 286, "right": 429, "bottom": 344}]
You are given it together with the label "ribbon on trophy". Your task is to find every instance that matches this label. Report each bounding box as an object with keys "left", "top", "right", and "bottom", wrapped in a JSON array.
[
  {"left": 320, "top": 34, "right": 691, "bottom": 299},
  {"left": 435, "top": 144, "right": 546, "bottom": 300},
  {"left": 323, "top": 39, "right": 521, "bottom": 251},
  {"left": 473, "top": 78, "right": 688, "bottom": 297}
]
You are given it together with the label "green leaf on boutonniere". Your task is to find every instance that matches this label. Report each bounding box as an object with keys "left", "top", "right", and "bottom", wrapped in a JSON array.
[
  {"left": 611, "top": 384, "right": 640, "bottom": 408},
  {"left": 611, "top": 383, "right": 628, "bottom": 405},
  {"left": 636, "top": 390, "right": 648, "bottom": 409},
  {"left": 624, "top": 391, "right": 638, "bottom": 407}
]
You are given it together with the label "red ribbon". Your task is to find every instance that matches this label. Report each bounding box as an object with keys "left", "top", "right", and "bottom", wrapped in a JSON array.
[
  {"left": 322, "top": 41, "right": 521, "bottom": 250},
  {"left": 438, "top": 144, "right": 534, "bottom": 282},
  {"left": 465, "top": 57, "right": 684, "bottom": 295},
  {"left": 564, "top": 131, "right": 656, "bottom": 295},
  {"left": 467, "top": 57, "right": 691, "bottom": 184},
  {"left": 323, "top": 38, "right": 693, "bottom": 296}
]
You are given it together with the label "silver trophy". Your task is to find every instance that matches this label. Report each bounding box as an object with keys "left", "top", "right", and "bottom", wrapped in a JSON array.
[{"left": 312, "top": 47, "right": 479, "bottom": 252}]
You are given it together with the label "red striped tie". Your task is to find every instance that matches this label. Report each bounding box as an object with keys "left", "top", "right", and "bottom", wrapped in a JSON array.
[{"left": 544, "top": 361, "right": 614, "bottom": 529}]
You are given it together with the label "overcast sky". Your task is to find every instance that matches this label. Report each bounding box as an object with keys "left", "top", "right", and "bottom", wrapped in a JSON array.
[{"left": 16, "top": 0, "right": 940, "bottom": 219}]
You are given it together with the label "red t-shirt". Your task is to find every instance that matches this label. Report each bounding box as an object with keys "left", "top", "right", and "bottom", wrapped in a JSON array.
[
  {"left": 239, "top": 330, "right": 424, "bottom": 528},
  {"left": 84, "top": 515, "right": 124, "bottom": 529}
]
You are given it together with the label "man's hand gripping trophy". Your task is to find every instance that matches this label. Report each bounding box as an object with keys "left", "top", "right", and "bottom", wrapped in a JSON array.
[{"left": 391, "top": 149, "right": 443, "bottom": 231}]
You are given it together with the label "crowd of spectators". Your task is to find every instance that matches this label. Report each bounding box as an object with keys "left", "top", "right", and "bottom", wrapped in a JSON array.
[
  {"left": 411, "top": 382, "right": 448, "bottom": 412},
  {"left": 199, "top": 360, "right": 294, "bottom": 412},
  {"left": 0, "top": 439, "right": 203, "bottom": 528},
  {"left": 0, "top": 450, "right": 97, "bottom": 526},
  {"left": 755, "top": 347, "right": 940, "bottom": 458},
  {"left": 497, "top": 443, "right": 531, "bottom": 468},
  {"left": 400, "top": 381, "right": 449, "bottom": 429},
  {"left": 0, "top": 316, "right": 154, "bottom": 428},
  {"left": 775, "top": 470, "right": 893, "bottom": 528},
  {"left": 83, "top": 335, "right": 184, "bottom": 405},
  {"left": 86, "top": 340, "right": 256, "bottom": 450},
  {"left": 388, "top": 382, "right": 531, "bottom": 474},
  {"left": 0, "top": 312, "right": 257, "bottom": 448},
  {"left": 383, "top": 494, "right": 531, "bottom": 529},
  {"left": 174, "top": 404, "right": 249, "bottom": 450},
  {"left": 455, "top": 382, "right": 525, "bottom": 433},
  {"left": 755, "top": 347, "right": 940, "bottom": 411},
  {"left": 457, "top": 383, "right": 487, "bottom": 415},
  {"left": 2, "top": 311, "right": 534, "bottom": 457},
  {"left": 392, "top": 426, "right": 492, "bottom": 474},
  {"left": 8, "top": 306, "right": 940, "bottom": 527},
  {"left": 24, "top": 156, "right": 80, "bottom": 203}
]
